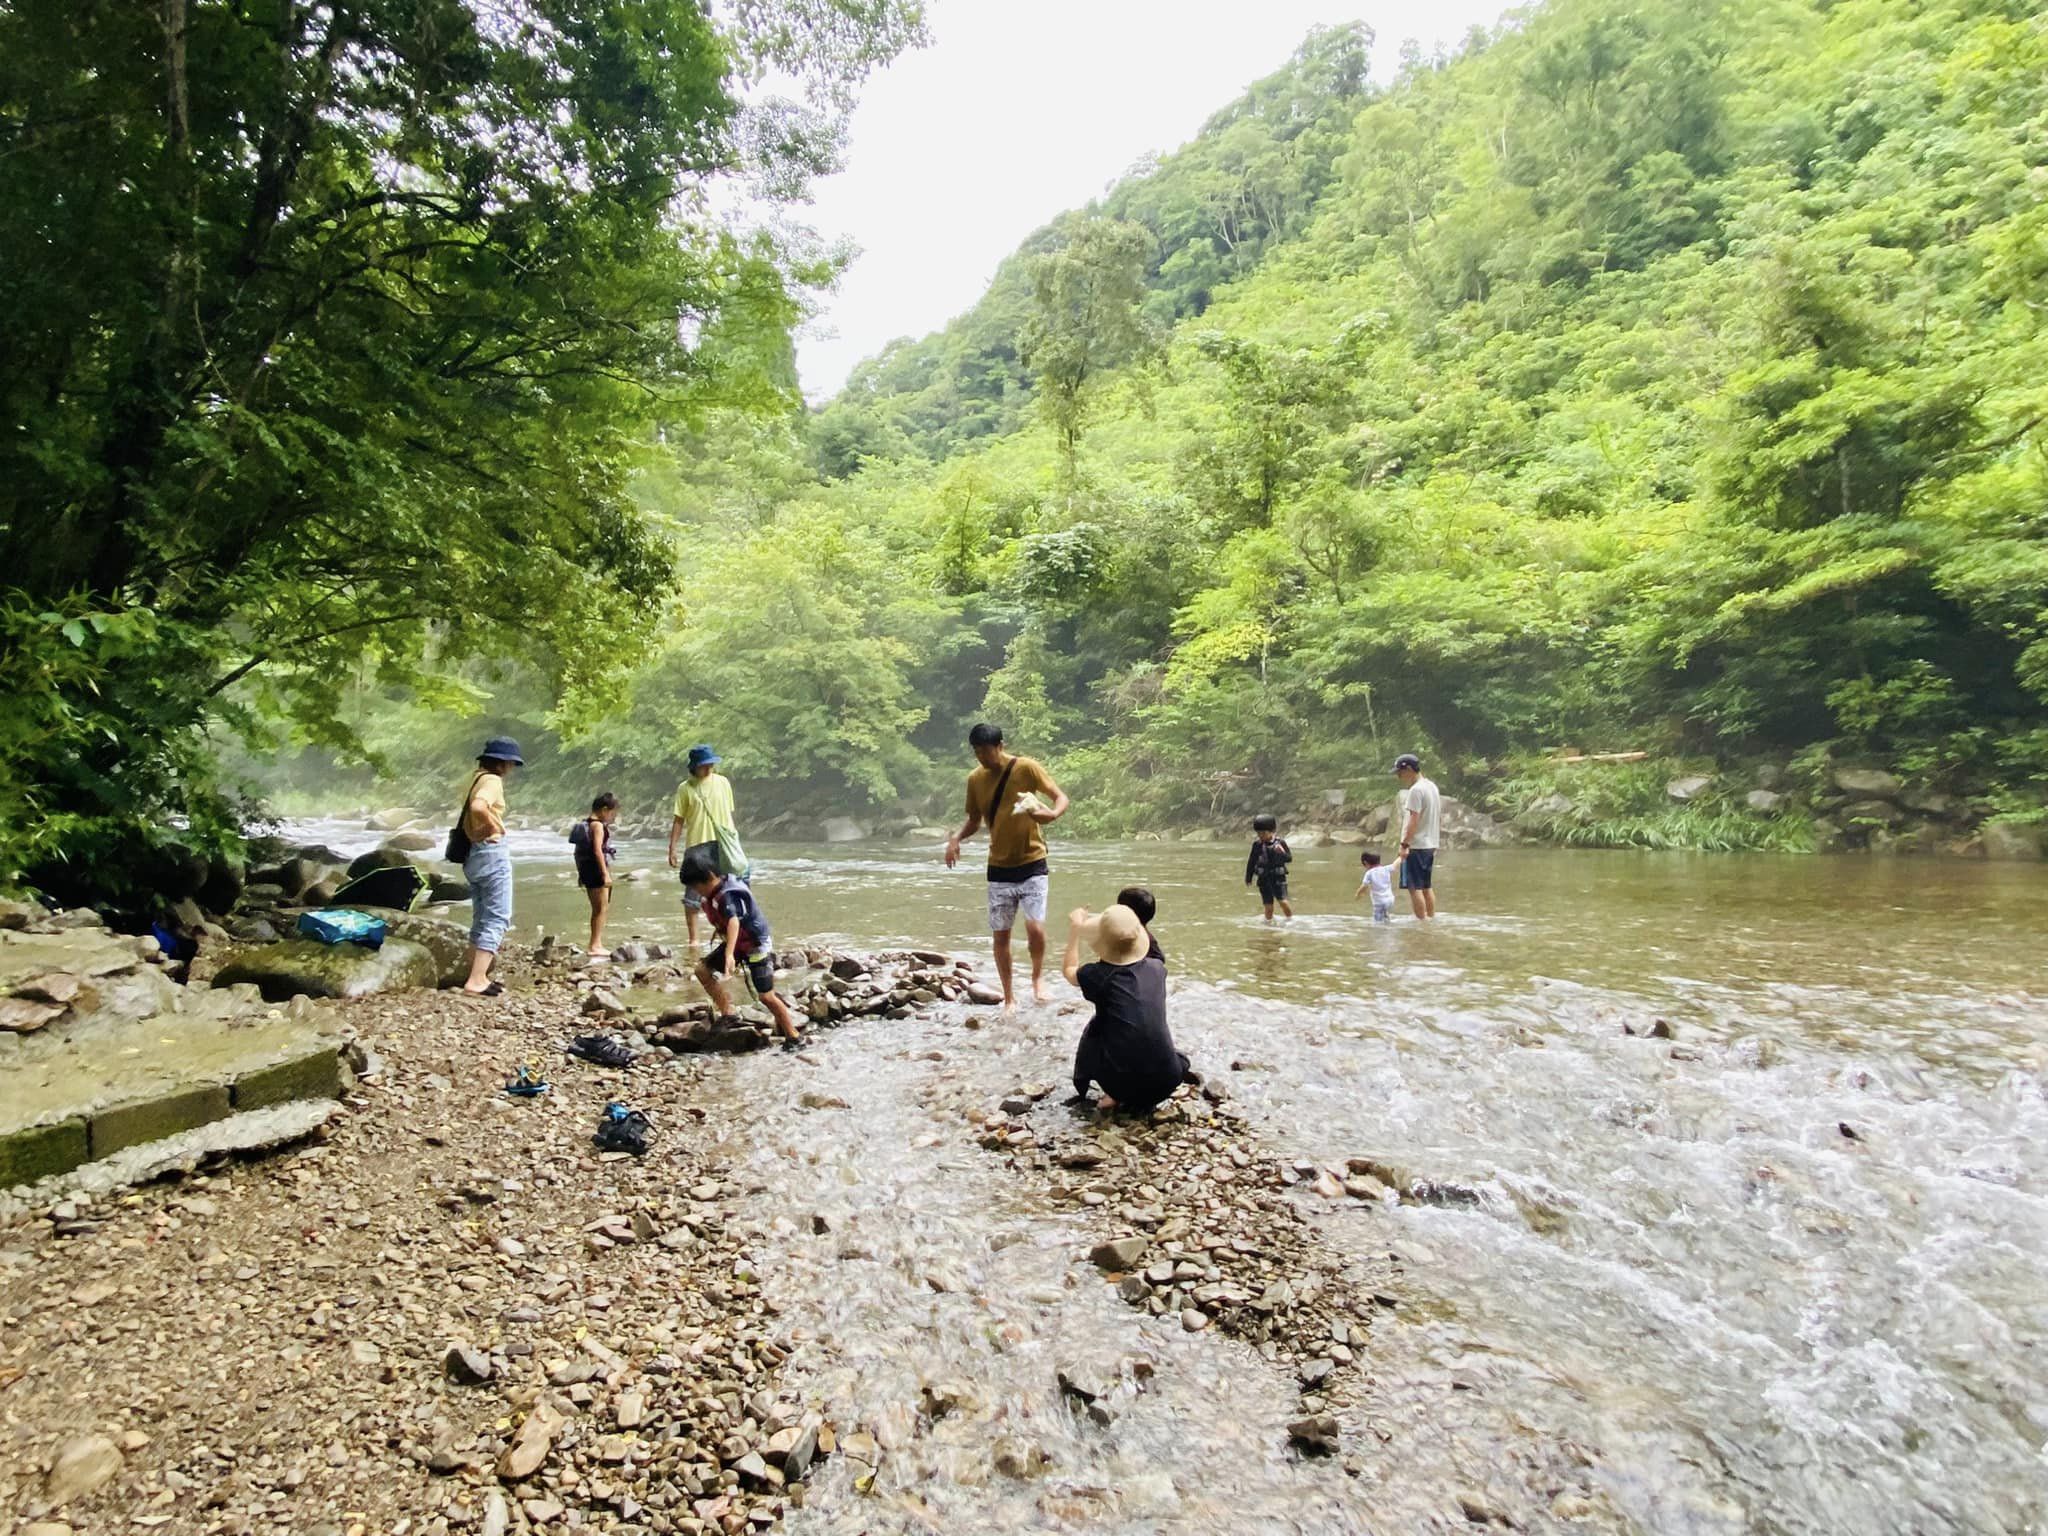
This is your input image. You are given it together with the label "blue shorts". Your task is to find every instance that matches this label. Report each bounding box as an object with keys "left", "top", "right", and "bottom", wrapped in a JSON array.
[{"left": 1402, "top": 848, "right": 1436, "bottom": 890}]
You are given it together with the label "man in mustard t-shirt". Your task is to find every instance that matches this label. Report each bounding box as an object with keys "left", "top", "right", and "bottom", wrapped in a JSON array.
[
  {"left": 945, "top": 722, "right": 1070, "bottom": 1009},
  {"left": 666, "top": 744, "right": 738, "bottom": 946}
]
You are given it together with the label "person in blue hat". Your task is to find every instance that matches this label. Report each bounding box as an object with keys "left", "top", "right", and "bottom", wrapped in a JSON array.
[
  {"left": 460, "top": 736, "right": 524, "bottom": 995},
  {"left": 666, "top": 744, "right": 740, "bottom": 946}
]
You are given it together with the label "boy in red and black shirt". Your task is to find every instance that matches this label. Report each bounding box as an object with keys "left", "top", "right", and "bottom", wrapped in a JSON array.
[{"left": 680, "top": 852, "right": 801, "bottom": 1046}]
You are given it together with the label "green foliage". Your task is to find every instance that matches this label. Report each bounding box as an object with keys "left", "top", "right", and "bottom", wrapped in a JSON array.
[
  {"left": 1019, "top": 218, "right": 1160, "bottom": 472},
  {"left": 0, "top": 0, "right": 923, "bottom": 898},
  {"left": 1494, "top": 760, "right": 1817, "bottom": 854},
  {"left": 43, "top": 0, "right": 2048, "bottom": 863}
]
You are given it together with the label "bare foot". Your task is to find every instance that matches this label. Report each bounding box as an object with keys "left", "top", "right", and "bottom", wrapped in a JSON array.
[
  {"left": 1032, "top": 979, "right": 1051, "bottom": 1006},
  {"left": 1096, "top": 1094, "right": 1118, "bottom": 1114}
]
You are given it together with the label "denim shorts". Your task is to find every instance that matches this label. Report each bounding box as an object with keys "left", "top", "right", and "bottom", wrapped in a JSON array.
[
  {"left": 464, "top": 842, "right": 514, "bottom": 953},
  {"left": 986, "top": 873, "right": 1049, "bottom": 933}
]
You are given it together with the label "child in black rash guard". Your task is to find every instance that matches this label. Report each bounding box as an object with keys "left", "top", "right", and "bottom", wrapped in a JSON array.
[
  {"left": 1063, "top": 903, "right": 1186, "bottom": 1114},
  {"left": 1245, "top": 814, "right": 1293, "bottom": 921}
]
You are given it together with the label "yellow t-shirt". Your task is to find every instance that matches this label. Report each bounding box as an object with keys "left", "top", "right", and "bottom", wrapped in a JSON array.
[
  {"left": 463, "top": 772, "right": 507, "bottom": 843},
  {"left": 965, "top": 755, "right": 1056, "bottom": 872},
  {"left": 672, "top": 771, "right": 735, "bottom": 848}
]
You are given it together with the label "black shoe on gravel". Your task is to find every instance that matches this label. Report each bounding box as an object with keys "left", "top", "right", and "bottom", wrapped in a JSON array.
[
  {"left": 593, "top": 1102, "right": 651, "bottom": 1156},
  {"left": 567, "top": 1034, "right": 638, "bottom": 1069}
]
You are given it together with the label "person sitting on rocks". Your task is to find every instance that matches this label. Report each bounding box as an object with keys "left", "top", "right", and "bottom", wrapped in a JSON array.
[
  {"left": 1063, "top": 903, "right": 1186, "bottom": 1114},
  {"left": 679, "top": 851, "right": 801, "bottom": 1048},
  {"left": 1116, "top": 885, "right": 1165, "bottom": 966}
]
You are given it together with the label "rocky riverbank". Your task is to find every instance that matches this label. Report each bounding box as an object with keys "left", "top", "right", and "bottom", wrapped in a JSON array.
[{"left": 0, "top": 958, "right": 885, "bottom": 1535}]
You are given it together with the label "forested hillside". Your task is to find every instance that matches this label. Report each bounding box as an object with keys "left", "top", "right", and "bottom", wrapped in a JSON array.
[
  {"left": 518, "top": 0, "right": 2043, "bottom": 850},
  {"left": 11, "top": 0, "right": 2046, "bottom": 898}
]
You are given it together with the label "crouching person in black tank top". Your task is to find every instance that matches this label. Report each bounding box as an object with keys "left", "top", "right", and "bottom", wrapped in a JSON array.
[{"left": 1063, "top": 903, "right": 1187, "bottom": 1114}]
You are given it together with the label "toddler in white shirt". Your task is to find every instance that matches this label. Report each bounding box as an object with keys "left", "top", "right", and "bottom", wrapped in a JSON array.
[{"left": 1356, "top": 850, "right": 1394, "bottom": 924}]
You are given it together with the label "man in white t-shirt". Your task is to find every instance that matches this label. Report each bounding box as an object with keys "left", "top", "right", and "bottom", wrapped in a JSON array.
[{"left": 1393, "top": 752, "right": 1441, "bottom": 919}]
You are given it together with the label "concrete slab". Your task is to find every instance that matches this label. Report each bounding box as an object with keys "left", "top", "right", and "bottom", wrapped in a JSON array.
[
  {"left": 232, "top": 1044, "right": 343, "bottom": 1110},
  {"left": 90, "top": 1084, "right": 234, "bottom": 1159},
  {"left": 1, "top": 932, "right": 345, "bottom": 1191},
  {"left": 0, "top": 1117, "right": 89, "bottom": 1188}
]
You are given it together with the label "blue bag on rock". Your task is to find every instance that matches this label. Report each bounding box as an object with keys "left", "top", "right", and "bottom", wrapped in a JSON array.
[{"left": 296, "top": 909, "right": 388, "bottom": 949}]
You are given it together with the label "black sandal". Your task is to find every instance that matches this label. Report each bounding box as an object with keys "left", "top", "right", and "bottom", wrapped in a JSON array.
[{"left": 566, "top": 1034, "right": 638, "bottom": 1069}]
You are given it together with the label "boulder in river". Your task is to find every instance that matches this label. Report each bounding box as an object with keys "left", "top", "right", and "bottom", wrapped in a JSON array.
[
  {"left": 364, "top": 807, "right": 419, "bottom": 831},
  {"left": 1979, "top": 821, "right": 2043, "bottom": 861},
  {"left": 382, "top": 831, "right": 439, "bottom": 853},
  {"left": 1745, "top": 789, "right": 1784, "bottom": 814},
  {"left": 212, "top": 938, "right": 438, "bottom": 1001},
  {"left": 821, "top": 816, "right": 868, "bottom": 843},
  {"left": 346, "top": 846, "right": 424, "bottom": 882},
  {"left": 1831, "top": 765, "right": 1902, "bottom": 799},
  {"left": 427, "top": 874, "right": 470, "bottom": 904}
]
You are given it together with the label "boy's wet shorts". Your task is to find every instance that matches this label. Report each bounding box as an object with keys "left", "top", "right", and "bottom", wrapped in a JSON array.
[
  {"left": 703, "top": 944, "right": 775, "bottom": 995},
  {"left": 1257, "top": 872, "right": 1290, "bottom": 903}
]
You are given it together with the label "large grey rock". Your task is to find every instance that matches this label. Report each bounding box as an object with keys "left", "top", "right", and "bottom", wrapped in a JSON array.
[
  {"left": 1902, "top": 788, "right": 1956, "bottom": 818},
  {"left": 365, "top": 807, "right": 419, "bottom": 832},
  {"left": 1666, "top": 775, "right": 1713, "bottom": 802},
  {"left": 345, "top": 846, "right": 423, "bottom": 882},
  {"left": 261, "top": 856, "right": 345, "bottom": 902},
  {"left": 382, "top": 831, "right": 439, "bottom": 853},
  {"left": 821, "top": 817, "right": 868, "bottom": 843},
  {"left": 1525, "top": 792, "right": 1575, "bottom": 817},
  {"left": 212, "top": 938, "right": 438, "bottom": 1001},
  {"left": 357, "top": 911, "right": 472, "bottom": 986},
  {"left": 1842, "top": 799, "right": 1905, "bottom": 826},
  {"left": 1832, "top": 766, "right": 1902, "bottom": 799},
  {"left": 1980, "top": 821, "right": 2043, "bottom": 861},
  {"left": 1745, "top": 790, "right": 1784, "bottom": 814}
]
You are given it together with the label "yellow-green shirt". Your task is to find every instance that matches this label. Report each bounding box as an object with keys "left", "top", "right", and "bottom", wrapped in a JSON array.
[{"left": 672, "top": 771, "right": 735, "bottom": 848}]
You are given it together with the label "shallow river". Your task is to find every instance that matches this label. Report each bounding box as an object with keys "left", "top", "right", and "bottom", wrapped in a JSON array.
[{"left": 293, "top": 823, "right": 2048, "bottom": 1534}]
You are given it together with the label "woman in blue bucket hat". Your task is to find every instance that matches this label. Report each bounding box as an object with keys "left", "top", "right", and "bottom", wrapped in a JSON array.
[{"left": 458, "top": 736, "right": 523, "bottom": 995}]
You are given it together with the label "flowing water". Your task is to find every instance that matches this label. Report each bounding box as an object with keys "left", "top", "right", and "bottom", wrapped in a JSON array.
[{"left": 290, "top": 821, "right": 2048, "bottom": 1533}]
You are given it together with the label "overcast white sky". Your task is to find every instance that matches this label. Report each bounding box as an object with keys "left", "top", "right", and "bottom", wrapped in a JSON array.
[{"left": 793, "top": 0, "right": 1516, "bottom": 398}]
